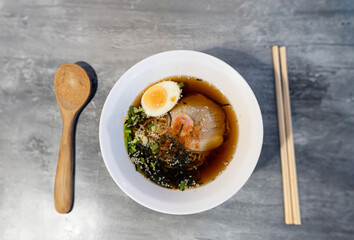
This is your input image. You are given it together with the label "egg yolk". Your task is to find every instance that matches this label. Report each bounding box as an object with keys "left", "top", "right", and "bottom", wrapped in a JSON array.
[{"left": 143, "top": 85, "right": 167, "bottom": 109}]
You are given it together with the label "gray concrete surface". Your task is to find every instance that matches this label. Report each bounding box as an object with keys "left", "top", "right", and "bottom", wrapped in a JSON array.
[{"left": 0, "top": 0, "right": 353, "bottom": 239}]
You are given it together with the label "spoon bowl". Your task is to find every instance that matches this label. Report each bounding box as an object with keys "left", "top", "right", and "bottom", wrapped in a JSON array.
[
  {"left": 54, "top": 64, "right": 91, "bottom": 112},
  {"left": 54, "top": 63, "right": 91, "bottom": 213}
]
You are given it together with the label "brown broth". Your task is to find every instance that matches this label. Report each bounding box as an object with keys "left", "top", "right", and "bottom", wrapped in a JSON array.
[{"left": 132, "top": 76, "right": 238, "bottom": 187}]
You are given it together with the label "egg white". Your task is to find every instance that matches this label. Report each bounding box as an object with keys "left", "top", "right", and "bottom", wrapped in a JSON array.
[{"left": 141, "top": 81, "right": 181, "bottom": 117}]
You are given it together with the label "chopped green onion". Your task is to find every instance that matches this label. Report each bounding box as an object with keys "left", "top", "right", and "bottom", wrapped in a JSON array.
[
  {"left": 148, "top": 124, "right": 156, "bottom": 131},
  {"left": 126, "top": 118, "right": 133, "bottom": 125},
  {"left": 178, "top": 82, "right": 184, "bottom": 88},
  {"left": 124, "top": 128, "right": 131, "bottom": 149},
  {"left": 131, "top": 138, "right": 138, "bottom": 144},
  {"left": 129, "top": 146, "right": 136, "bottom": 153},
  {"left": 140, "top": 157, "right": 145, "bottom": 163},
  {"left": 150, "top": 143, "right": 159, "bottom": 151},
  {"left": 141, "top": 112, "right": 147, "bottom": 118},
  {"left": 134, "top": 107, "right": 144, "bottom": 113},
  {"left": 179, "top": 181, "right": 186, "bottom": 191},
  {"left": 128, "top": 106, "right": 135, "bottom": 117},
  {"left": 124, "top": 135, "right": 128, "bottom": 148},
  {"left": 136, "top": 164, "right": 141, "bottom": 172},
  {"left": 150, "top": 162, "right": 155, "bottom": 168}
]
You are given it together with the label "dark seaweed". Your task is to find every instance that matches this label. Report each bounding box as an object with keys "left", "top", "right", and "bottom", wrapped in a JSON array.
[
  {"left": 212, "top": 99, "right": 230, "bottom": 107},
  {"left": 178, "top": 124, "right": 184, "bottom": 137},
  {"left": 128, "top": 135, "right": 201, "bottom": 189},
  {"left": 167, "top": 112, "right": 172, "bottom": 127}
]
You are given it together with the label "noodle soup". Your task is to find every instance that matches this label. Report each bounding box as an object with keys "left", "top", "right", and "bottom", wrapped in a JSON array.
[{"left": 124, "top": 76, "right": 238, "bottom": 190}]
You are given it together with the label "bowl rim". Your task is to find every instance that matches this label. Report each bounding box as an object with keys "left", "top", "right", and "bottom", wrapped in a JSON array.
[{"left": 99, "top": 50, "right": 263, "bottom": 215}]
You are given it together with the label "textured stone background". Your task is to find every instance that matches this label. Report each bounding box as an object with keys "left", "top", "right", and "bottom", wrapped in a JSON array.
[{"left": 0, "top": 0, "right": 353, "bottom": 239}]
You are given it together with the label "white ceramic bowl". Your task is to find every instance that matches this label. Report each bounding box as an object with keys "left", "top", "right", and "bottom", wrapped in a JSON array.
[{"left": 99, "top": 50, "right": 263, "bottom": 215}]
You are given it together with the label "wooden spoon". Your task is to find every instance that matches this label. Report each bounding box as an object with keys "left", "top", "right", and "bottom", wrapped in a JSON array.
[{"left": 54, "top": 63, "right": 91, "bottom": 213}]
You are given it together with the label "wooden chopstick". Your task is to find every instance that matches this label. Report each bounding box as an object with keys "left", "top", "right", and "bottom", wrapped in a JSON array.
[
  {"left": 272, "top": 46, "right": 293, "bottom": 224},
  {"left": 272, "top": 46, "right": 301, "bottom": 225},
  {"left": 279, "top": 46, "right": 301, "bottom": 225}
]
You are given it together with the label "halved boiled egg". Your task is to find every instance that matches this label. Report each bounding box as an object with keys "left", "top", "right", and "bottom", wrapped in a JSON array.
[{"left": 141, "top": 81, "right": 181, "bottom": 117}]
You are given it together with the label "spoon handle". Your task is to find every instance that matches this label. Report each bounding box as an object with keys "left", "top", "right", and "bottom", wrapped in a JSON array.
[{"left": 54, "top": 115, "right": 74, "bottom": 213}]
